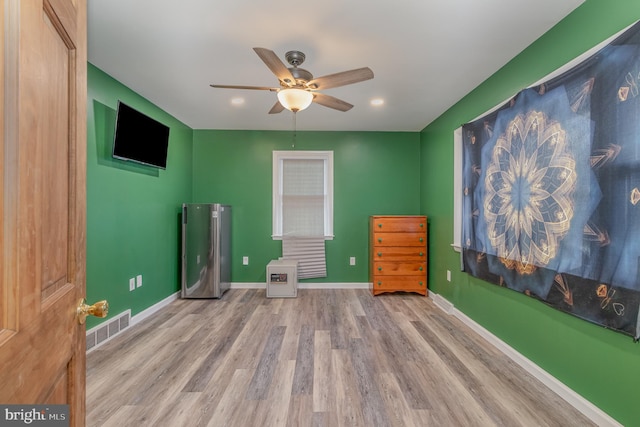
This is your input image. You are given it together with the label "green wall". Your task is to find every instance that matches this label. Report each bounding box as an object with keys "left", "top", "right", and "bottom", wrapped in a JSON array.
[
  {"left": 420, "top": 1, "right": 640, "bottom": 425},
  {"left": 192, "top": 130, "right": 421, "bottom": 283},
  {"left": 86, "top": 64, "right": 193, "bottom": 328}
]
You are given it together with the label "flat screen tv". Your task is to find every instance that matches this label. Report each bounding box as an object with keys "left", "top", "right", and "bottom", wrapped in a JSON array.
[{"left": 112, "top": 101, "right": 170, "bottom": 169}]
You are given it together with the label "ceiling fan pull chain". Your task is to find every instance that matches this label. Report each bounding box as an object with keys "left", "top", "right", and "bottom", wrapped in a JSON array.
[{"left": 292, "top": 111, "right": 297, "bottom": 148}]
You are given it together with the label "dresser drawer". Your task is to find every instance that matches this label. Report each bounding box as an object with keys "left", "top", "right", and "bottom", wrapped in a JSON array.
[
  {"left": 371, "top": 216, "right": 426, "bottom": 233},
  {"left": 372, "top": 246, "right": 426, "bottom": 261},
  {"left": 372, "top": 232, "right": 426, "bottom": 247},
  {"left": 371, "top": 275, "right": 427, "bottom": 295},
  {"left": 372, "top": 261, "right": 426, "bottom": 275}
]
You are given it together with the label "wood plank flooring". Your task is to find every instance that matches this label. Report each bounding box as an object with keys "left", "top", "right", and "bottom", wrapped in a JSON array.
[{"left": 86, "top": 289, "right": 596, "bottom": 427}]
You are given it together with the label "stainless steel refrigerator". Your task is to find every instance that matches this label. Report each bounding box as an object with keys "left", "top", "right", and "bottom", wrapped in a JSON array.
[{"left": 181, "top": 203, "right": 231, "bottom": 298}]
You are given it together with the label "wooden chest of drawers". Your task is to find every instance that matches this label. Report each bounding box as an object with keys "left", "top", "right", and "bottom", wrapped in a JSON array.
[{"left": 369, "top": 215, "right": 427, "bottom": 296}]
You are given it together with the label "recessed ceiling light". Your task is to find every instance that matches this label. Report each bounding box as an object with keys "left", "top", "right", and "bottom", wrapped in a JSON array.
[
  {"left": 370, "top": 98, "right": 384, "bottom": 106},
  {"left": 231, "top": 97, "right": 245, "bottom": 106}
]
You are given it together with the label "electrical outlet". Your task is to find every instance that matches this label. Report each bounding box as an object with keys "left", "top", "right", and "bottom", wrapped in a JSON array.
[
  {"left": 242, "top": 256, "right": 249, "bottom": 265},
  {"left": 136, "top": 274, "right": 142, "bottom": 288},
  {"left": 349, "top": 256, "right": 356, "bottom": 266},
  {"left": 447, "top": 270, "right": 451, "bottom": 282},
  {"left": 129, "top": 278, "right": 135, "bottom": 291}
]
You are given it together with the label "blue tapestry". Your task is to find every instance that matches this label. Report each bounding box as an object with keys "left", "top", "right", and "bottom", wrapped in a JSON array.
[{"left": 462, "top": 22, "right": 640, "bottom": 339}]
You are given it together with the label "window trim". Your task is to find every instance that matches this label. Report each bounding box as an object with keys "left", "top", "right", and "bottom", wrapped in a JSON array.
[
  {"left": 453, "top": 127, "right": 462, "bottom": 252},
  {"left": 272, "top": 150, "right": 334, "bottom": 240}
]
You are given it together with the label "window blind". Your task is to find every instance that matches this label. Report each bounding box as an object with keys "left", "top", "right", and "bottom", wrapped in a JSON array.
[
  {"left": 282, "top": 159, "right": 325, "bottom": 236},
  {"left": 282, "top": 237, "right": 327, "bottom": 279},
  {"left": 281, "top": 158, "right": 327, "bottom": 278}
]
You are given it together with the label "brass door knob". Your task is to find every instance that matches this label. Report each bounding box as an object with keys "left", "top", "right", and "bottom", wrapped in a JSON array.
[{"left": 77, "top": 298, "right": 109, "bottom": 324}]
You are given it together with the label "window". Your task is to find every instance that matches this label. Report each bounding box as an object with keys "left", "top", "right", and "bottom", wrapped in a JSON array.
[{"left": 272, "top": 150, "right": 333, "bottom": 240}]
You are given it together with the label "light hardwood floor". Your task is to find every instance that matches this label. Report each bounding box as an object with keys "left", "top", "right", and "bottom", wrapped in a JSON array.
[{"left": 87, "top": 289, "right": 596, "bottom": 426}]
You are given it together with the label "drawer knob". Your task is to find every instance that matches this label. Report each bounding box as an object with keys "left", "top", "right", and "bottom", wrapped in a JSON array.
[
  {"left": 420, "top": 223, "right": 424, "bottom": 227},
  {"left": 377, "top": 281, "right": 382, "bottom": 286},
  {"left": 419, "top": 237, "right": 424, "bottom": 242},
  {"left": 378, "top": 238, "right": 382, "bottom": 243},
  {"left": 419, "top": 281, "right": 423, "bottom": 286},
  {"left": 419, "top": 266, "right": 423, "bottom": 271},
  {"left": 378, "top": 266, "right": 383, "bottom": 271},
  {"left": 377, "top": 252, "right": 382, "bottom": 257},
  {"left": 378, "top": 223, "right": 382, "bottom": 228},
  {"left": 419, "top": 252, "right": 424, "bottom": 256}
]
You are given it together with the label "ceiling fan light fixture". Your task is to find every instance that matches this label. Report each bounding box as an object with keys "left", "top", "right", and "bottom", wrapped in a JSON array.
[{"left": 277, "top": 88, "right": 313, "bottom": 113}]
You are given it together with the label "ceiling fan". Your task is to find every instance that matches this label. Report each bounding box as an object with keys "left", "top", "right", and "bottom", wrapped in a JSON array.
[{"left": 210, "top": 47, "right": 374, "bottom": 114}]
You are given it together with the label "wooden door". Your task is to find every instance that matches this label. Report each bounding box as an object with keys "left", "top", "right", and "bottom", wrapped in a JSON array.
[{"left": 1, "top": 0, "right": 88, "bottom": 425}]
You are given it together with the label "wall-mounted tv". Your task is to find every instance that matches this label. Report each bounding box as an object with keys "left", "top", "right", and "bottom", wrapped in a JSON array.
[{"left": 112, "top": 101, "right": 170, "bottom": 169}]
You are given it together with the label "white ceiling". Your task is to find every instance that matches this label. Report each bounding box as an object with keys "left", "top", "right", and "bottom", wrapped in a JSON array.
[{"left": 87, "top": 0, "right": 585, "bottom": 132}]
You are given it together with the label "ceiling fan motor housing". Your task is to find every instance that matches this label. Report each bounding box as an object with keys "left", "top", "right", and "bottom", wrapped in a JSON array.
[
  {"left": 285, "top": 51, "right": 313, "bottom": 85},
  {"left": 289, "top": 67, "right": 313, "bottom": 85}
]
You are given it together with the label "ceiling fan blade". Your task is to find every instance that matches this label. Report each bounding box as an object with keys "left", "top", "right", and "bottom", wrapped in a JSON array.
[
  {"left": 312, "top": 93, "right": 353, "bottom": 112},
  {"left": 268, "top": 101, "right": 285, "bottom": 114},
  {"left": 253, "top": 47, "right": 296, "bottom": 86},
  {"left": 210, "top": 84, "right": 278, "bottom": 91},
  {"left": 307, "top": 67, "right": 374, "bottom": 90}
]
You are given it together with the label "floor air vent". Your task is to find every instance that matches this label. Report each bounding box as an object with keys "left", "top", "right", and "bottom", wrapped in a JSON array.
[{"left": 86, "top": 310, "right": 131, "bottom": 352}]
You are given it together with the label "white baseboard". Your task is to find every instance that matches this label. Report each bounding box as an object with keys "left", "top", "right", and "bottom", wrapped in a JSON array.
[
  {"left": 230, "top": 282, "right": 370, "bottom": 290},
  {"left": 130, "top": 291, "right": 180, "bottom": 326},
  {"left": 429, "top": 291, "right": 622, "bottom": 427},
  {"left": 299, "top": 282, "right": 369, "bottom": 289},
  {"left": 432, "top": 293, "right": 454, "bottom": 314},
  {"left": 230, "top": 282, "right": 266, "bottom": 289}
]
